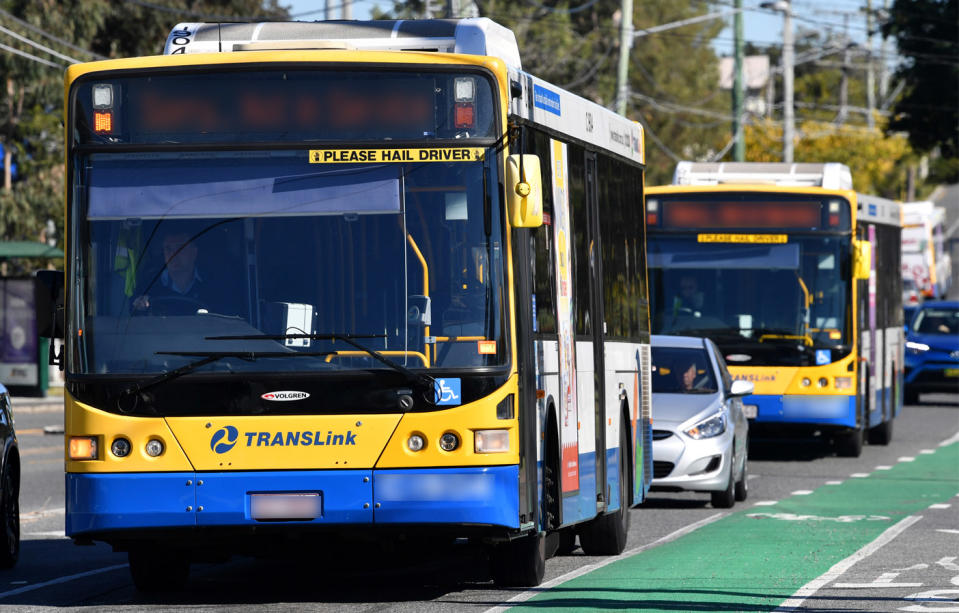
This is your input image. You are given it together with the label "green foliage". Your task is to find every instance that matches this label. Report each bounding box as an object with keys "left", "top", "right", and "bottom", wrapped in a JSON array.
[
  {"left": 883, "top": 0, "right": 958, "bottom": 160},
  {"left": 0, "top": 0, "right": 288, "bottom": 249}
]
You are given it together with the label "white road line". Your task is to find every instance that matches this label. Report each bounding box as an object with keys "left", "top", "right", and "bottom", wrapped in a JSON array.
[
  {"left": 850, "top": 473, "right": 869, "bottom": 478},
  {"left": 753, "top": 501, "right": 778, "bottom": 506},
  {"left": 936, "top": 529, "right": 959, "bottom": 535},
  {"left": 0, "top": 564, "right": 128, "bottom": 600},
  {"left": 482, "top": 513, "right": 726, "bottom": 613},
  {"left": 24, "top": 531, "right": 65, "bottom": 538},
  {"left": 920, "top": 449, "right": 935, "bottom": 455},
  {"left": 791, "top": 490, "right": 813, "bottom": 496},
  {"left": 929, "top": 504, "right": 951, "bottom": 510},
  {"left": 773, "top": 514, "right": 922, "bottom": 612},
  {"left": 875, "top": 465, "right": 892, "bottom": 470},
  {"left": 825, "top": 481, "right": 843, "bottom": 485},
  {"left": 898, "top": 457, "right": 916, "bottom": 462},
  {"left": 939, "top": 431, "right": 959, "bottom": 446}
]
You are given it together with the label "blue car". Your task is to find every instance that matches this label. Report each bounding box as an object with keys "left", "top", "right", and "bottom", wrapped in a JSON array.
[{"left": 904, "top": 300, "right": 959, "bottom": 404}]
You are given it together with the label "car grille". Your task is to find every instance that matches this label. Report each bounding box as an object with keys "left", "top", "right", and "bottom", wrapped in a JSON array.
[{"left": 653, "top": 461, "right": 675, "bottom": 478}]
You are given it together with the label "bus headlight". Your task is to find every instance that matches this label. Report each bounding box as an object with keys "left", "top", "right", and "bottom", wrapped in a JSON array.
[
  {"left": 407, "top": 434, "right": 426, "bottom": 452},
  {"left": 69, "top": 436, "right": 98, "bottom": 460},
  {"left": 144, "top": 439, "right": 164, "bottom": 457},
  {"left": 439, "top": 432, "right": 460, "bottom": 452},
  {"left": 817, "top": 377, "right": 829, "bottom": 388},
  {"left": 111, "top": 438, "right": 131, "bottom": 458},
  {"left": 801, "top": 377, "right": 812, "bottom": 387},
  {"left": 475, "top": 429, "right": 509, "bottom": 453}
]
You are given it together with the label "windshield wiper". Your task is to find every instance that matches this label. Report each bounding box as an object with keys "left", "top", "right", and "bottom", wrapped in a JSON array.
[
  {"left": 753, "top": 329, "right": 813, "bottom": 347},
  {"left": 205, "top": 333, "right": 436, "bottom": 389},
  {"left": 117, "top": 350, "right": 335, "bottom": 412}
]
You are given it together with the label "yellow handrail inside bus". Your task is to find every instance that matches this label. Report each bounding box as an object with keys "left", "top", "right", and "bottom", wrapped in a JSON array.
[
  {"left": 406, "top": 233, "right": 431, "bottom": 367},
  {"left": 758, "top": 333, "right": 814, "bottom": 347},
  {"left": 325, "top": 350, "right": 429, "bottom": 367}
]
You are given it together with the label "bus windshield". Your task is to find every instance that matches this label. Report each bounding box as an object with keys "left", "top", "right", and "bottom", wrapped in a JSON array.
[
  {"left": 648, "top": 233, "right": 851, "bottom": 366},
  {"left": 72, "top": 150, "right": 506, "bottom": 376}
]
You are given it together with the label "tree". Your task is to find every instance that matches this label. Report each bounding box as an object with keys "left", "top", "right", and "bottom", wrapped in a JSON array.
[
  {"left": 0, "top": 0, "right": 288, "bottom": 256},
  {"left": 883, "top": 0, "right": 958, "bottom": 171}
]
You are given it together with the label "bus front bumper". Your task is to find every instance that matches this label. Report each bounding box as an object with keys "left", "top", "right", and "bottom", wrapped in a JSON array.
[
  {"left": 66, "top": 465, "right": 520, "bottom": 537},
  {"left": 745, "top": 394, "right": 856, "bottom": 428}
]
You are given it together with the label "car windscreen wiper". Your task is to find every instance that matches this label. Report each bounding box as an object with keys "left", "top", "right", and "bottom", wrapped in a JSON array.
[{"left": 205, "top": 333, "right": 436, "bottom": 390}]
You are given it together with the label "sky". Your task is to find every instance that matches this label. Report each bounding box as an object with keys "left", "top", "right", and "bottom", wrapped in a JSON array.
[{"left": 282, "top": 0, "right": 886, "bottom": 58}]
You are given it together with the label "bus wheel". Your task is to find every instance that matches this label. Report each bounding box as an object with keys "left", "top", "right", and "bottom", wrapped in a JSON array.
[
  {"left": 868, "top": 418, "right": 894, "bottom": 445},
  {"left": 555, "top": 528, "right": 577, "bottom": 555},
  {"left": 904, "top": 387, "right": 919, "bottom": 405},
  {"left": 578, "top": 420, "right": 630, "bottom": 555},
  {"left": 491, "top": 532, "right": 545, "bottom": 587},
  {"left": 836, "top": 415, "right": 864, "bottom": 458},
  {"left": 128, "top": 547, "right": 190, "bottom": 592}
]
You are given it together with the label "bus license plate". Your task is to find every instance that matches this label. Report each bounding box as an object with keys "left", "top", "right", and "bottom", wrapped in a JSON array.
[
  {"left": 251, "top": 493, "right": 321, "bottom": 520},
  {"left": 945, "top": 368, "right": 959, "bottom": 378},
  {"left": 743, "top": 404, "right": 758, "bottom": 419}
]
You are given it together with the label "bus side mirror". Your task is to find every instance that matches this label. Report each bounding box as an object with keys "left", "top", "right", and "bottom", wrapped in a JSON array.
[
  {"left": 505, "top": 154, "right": 543, "bottom": 228},
  {"left": 35, "top": 270, "right": 64, "bottom": 339},
  {"left": 853, "top": 239, "right": 871, "bottom": 280}
]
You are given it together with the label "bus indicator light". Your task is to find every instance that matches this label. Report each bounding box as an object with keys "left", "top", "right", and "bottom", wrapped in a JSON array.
[
  {"left": 69, "top": 436, "right": 98, "bottom": 460},
  {"left": 454, "top": 103, "right": 474, "bottom": 129},
  {"left": 475, "top": 429, "right": 509, "bottom": 453},
  {"left": 454, "top": 77, "right": 475, "bottom": 102},
  {"left": 834, "top": 376, "right": 852, "bottom": 389},
  {"left": 92, "top": 84, "right": 113, "bottom": 109},
  {"left": 94, "top": 112, "right": 113, "bottom": 133}
]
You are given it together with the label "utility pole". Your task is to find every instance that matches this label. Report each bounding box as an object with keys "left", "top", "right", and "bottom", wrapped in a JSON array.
[
  {"left": 864, "top": 0, "right": 876, "bottom": 128},
  {"left": 424, "top": 0, "right": 433, "bottom": 19},
  {"left": 763, "top": 1, "right": 793, "bottom": 161},
  {"left": 732, "top": 0, "right": 745, "bottom": 161},
  {"left": 325, "top": 0, "right": 333, "bottom": 20},
  {"left": 838, "top": 15, "right": 850, "bottom": 124},
  {"left": 342, "top": 0, "right": 352, "bottom": 19},
  {"left": 879, "top": 0, "right": 890, "bottom": 103},
  {"left": 615, "top": 0, "right": 634, "bottom": 116}
]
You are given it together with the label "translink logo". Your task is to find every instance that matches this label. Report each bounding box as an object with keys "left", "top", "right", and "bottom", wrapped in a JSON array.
[{"left": 210, "top": 427, "right": 357, "bottom": 454}]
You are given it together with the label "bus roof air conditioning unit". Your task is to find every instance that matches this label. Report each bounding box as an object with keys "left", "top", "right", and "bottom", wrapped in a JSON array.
[{"left": 672, "top": 162, "right": 853, "bottom": 190}]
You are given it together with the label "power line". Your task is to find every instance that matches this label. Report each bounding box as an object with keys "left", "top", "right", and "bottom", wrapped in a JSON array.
[
  {"left": 0, "top": 8, "right": 105, "bottom": 60},
  {"left": 0, "top": 23, "right": 80, "bottom": 64},
  {"left": 123, "top": 0, "right": 287, "bottom": 21},
  {"left": 0, "top": 40, "right": 63, "bottom": 69}
]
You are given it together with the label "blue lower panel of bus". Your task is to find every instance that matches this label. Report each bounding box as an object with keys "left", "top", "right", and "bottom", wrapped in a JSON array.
[
  {"left": 749, "top": 393, "right": 856, "bottom": 427},
  {"left": 66, "top": 465, "right": 519, "bottom": 535},
  {"left": 373, "top": 466, "right": 519, "bottom": 528}
]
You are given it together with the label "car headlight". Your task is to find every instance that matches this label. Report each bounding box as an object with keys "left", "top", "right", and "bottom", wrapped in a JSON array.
[
  {"left": 684, "top": 410, "right": 727, "bottom": 440},
  {"left": 906, "top": 341, "right": 930, "bottom": 354}
]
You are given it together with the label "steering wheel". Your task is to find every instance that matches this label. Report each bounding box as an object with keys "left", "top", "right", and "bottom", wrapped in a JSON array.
[{"left": 142, "top": 295, "right": 207, "bottom": 316}]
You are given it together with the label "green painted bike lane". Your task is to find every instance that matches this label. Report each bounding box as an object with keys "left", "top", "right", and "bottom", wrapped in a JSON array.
[{"left": 511, "top": 441, "right": 959, "bottom": 612}]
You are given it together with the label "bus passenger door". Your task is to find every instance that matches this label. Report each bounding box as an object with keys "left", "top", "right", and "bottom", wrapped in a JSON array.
[{"left": 585, "top": 152, "right": 607, "bottom": 510}]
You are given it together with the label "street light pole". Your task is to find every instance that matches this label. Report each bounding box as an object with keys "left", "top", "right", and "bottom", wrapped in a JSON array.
[{"left": 732, "top": 0, "right": 745, "bottom": 161}]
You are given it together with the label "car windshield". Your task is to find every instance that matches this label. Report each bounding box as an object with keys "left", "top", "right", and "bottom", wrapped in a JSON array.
[
  {"left": 648, "top": 233, "right": 850, "bottom": 366},
  {"left": 71, "top": 150, "right": 507, "bottom": 376},
  {"left": 912, "top": 307, "right": 959, "bottom": 336},
  {"left": 651, "top": 346, "right": 717, "bottom": 394}
]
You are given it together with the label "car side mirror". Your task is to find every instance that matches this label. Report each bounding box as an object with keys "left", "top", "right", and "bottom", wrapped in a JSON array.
[{"left": 729, "top": 379, "right": 754, "bottom": 397}]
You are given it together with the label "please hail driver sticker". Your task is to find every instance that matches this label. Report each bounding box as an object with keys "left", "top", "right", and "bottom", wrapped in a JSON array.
[{"left": 261, "top": 391, "right": 310, "bottom": 402}]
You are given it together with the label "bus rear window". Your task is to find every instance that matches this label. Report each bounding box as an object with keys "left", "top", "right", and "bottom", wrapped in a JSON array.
[{"left": 72, "top": 68, "right": 497, "bottom": 145}]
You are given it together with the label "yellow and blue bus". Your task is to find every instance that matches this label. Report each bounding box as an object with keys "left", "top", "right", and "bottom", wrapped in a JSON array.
[
  {"left": 645, "top": 162, "right": 902, "bottom": 457},
  {"left": 39, "top": 19, "right": 651, "bottom": 590}
]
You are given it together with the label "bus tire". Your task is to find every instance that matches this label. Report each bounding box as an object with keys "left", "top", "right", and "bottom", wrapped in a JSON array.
[
  {"left": 0, "top": 455, "right": 19, "bottom": 569},
  {"left": 868, "top": 418, "right": 893, "bottom": 445},
  {"left": 491, "top": 532, "right": 545, "bottom": 587},
  {"left": 836, "top": 416, "right": 864, "bottom": 458},
  {"left": 555, "top": 527, "right": 577, "bottom": 555},
  {"left": 904, "top": 387, "right": 919, "bottom": 405},
  {"left": 128, "top": 547, "right": 190, "bottom": 592},
  {"left": 578, "top": 419, "right": 630, "bottom": 556}
]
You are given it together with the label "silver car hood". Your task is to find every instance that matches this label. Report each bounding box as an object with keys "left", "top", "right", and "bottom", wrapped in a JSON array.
[{"left": 652, "top": 392, "right": 725, "bottom": 430}]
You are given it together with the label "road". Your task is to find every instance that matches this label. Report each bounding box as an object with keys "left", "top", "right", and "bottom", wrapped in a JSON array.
[{"left": 1, "top": 391, "right": 956, "bottom": 612}]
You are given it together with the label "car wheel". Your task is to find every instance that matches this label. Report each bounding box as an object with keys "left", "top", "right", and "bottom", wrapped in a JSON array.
[
  {"left": 711, "top": 458, "right": 735, "bottom": 509},
  {"left": 734, "top": 446, "right": 748, "bottom": 502},
  {"left": 0, "top": 459, "right": 19, "bottom": 569}
]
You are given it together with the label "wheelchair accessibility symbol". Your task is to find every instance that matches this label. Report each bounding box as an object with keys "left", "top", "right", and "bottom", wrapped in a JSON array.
[{"left": 434, "top": 378, "right": 462, "bottom": 406}]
